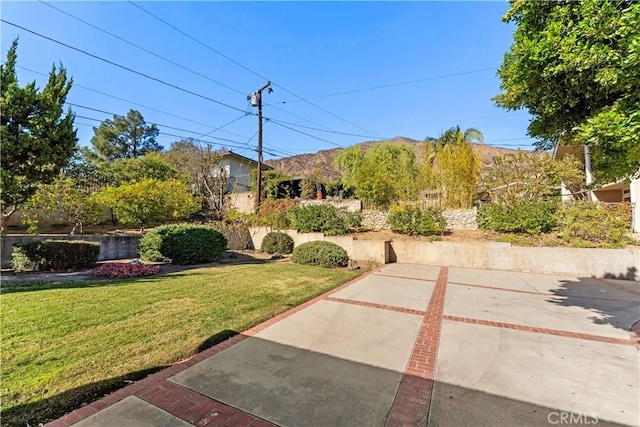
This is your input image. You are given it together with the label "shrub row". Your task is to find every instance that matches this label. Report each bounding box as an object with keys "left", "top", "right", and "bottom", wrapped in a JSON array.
[
  {"left": 387, "top": 205, "right": 446, "bottom": 236},
  {"left": 12, "top": 240, "right": 100, "bottom": 272},
  {"left": 139, "top": 224, "right": 227, "bottom": 265},
  {"left": 289, "top": 204, "right": 361, "bottom": 235},
  {"left": 478, "top": 200, "right": 633, "bottom": 247}
]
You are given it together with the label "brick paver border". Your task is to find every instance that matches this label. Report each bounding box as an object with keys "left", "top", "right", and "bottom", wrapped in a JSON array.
[
  {"left": 448, "top": 280, "right": 636, "bottom": 303},
  {"left": 45, "top": 266, "right": 385, "bottom": 427},
  {"left": 386, "top": 266, "right": 449, "bottom": 427},
  {"left": 442, "top": 315, "right": 633, "bottom": 346}
]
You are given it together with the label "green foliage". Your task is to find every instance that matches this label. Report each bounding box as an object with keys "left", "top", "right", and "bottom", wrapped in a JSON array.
[
  {"left": 251, "top": 169, "right": 293, "bottom": 199},
  {"left": 106, "top": 153, "right": 180, "bottom": 186},
  {"left": 1, "top": 39, "right": 78, "bottom": 232},
  {"left": 254, "top": 199, "right": 295, "bottom": 229},
  {"left": 334, "top": 142, "right": 420, "bottom": 209},
  {"left": 481, "top": 151, "right": 584, "bottom": 204},
  {"left": 12, "top": 240, "right": 100, "bottom": 272},
  {"left": 139, "top": 224, "right": 227, "bottom": 265},
  {"left": 290, "top": 204, "right": 348, "bottom": 235},
  {"left": 477, "top": 200, "right": 558, "bottom": 234},
  {"left": 291, "top": 241, "right": 349, "bottom": 268},
  {"left": 163, "top": 140, "right": 225, "bottom": 218},
  {"left": 95, "top": 178, "right": 199, "bottom": 228},
  {"left": 21, "top": 176, "right": 104, "bottom": 235},
  {"left": 88, "top": 109, "right": 161, "bottom": 162},
  {"left": 495, "top": 0, "right": 640, "bottom": 183},
  {"left": 556, "top": 202, "right": 632, "bottom": 248},
  {"left": 422, "top": 140, "right": 480, "bottom": 209},
  {"left": 387, "top": 204, "right": 446, "bottom": 236},
  {"left": 300, "top": 169, "right": 323, "bottom": 199},
  {"left": 425, "top": 125, "right": 483, "bottom": 154},
  {"left": 261, "top": 231, "right": 294, "bottom": 254}
]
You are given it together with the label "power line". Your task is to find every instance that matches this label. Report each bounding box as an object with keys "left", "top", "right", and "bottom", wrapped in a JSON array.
[
  {"left": 1, "top": 19, "right": 248, "bottom": 114},
  {"left": 265, "top": 117, "right": 387, "bottom": 140},
  {"left": 127, "top": 1, "right": 381, "bottom": 137},
  {"left": 267, "top": 120, "right": 344, "bottom": 148},
  {"left": 11, "top": 63, "right": 254, "bottom": 140},
  {"left": 39, "top": 1, "right": 246, "bottom": 96},
  {"left": 270, "top": 68, "right": 496, "bottom": 105}
]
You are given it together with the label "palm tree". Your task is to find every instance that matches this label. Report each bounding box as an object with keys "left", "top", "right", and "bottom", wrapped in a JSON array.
[{"left": 425, "top": 125, "right": 484, "bottom": 155}]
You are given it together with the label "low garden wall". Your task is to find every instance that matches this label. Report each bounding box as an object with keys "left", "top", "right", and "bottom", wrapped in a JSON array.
[
  {"left": 249, "top": 228, "right": 638, "bottom": 279},
  {"left": 361, "top": 208, "right": 478, "bottom": 230},
  {"left": 248, "top": 227, "right": 390, "bottom": 264},
  {"left": 1, "top": 234, "right": 141, "bottom": 269}
]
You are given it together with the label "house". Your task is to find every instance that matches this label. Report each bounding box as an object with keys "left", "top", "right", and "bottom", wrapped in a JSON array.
[
  {"left": 214, "top": 150, "right": 273, "bottom": 193},
  {"left": 553, "top": 141, "right": 640, "bottom": 233}
]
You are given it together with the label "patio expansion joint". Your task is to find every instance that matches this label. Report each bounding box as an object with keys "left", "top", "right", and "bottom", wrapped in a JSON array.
[
  {"left": 386, "top": 266, "right": 449, "bottom": 427},
  {"left": 442, "top": 315, "right": 634, "bottom": 346}
]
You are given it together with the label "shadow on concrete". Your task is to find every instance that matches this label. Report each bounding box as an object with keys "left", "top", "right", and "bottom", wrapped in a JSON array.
[
  {"left": 2, "top": 366, "right": 168, "bottom": 427},
  {"left": 604, "top": 267, "right": 638, "bottom": 281},
  {"left": 547, "top": 276, "right": 639, "bottom": 332},
  {"left": 6, "top": 331, "right": 634, "bottom": 427}
]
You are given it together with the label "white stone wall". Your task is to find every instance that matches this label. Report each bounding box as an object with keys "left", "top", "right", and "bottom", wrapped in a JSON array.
[
  {"left": 361, "top": 210, "right": 389, "bottom": 230},
  {"left": 298, "top": 199, "right": 362, "bottom": 213},
  {"left": 442, "top": 209, "right": 478, "bottom": 230}
]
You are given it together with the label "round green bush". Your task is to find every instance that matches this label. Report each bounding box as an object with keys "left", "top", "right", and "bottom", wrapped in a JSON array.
[
  {"left": 139, "top": 224, "right": 227, "bottom": 265},
  {"left": 261, "top": 231, "right": 294, "bottom": 254},
  {"left": 387, "top": 205, "right": 446, "bottom": 236},
  {"left": 291, "top": 241, "right": 348, "bottom": 268}
]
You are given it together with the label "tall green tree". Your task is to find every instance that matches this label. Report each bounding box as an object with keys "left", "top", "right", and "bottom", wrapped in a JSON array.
[
  {"left": 495, "top": 0, "right": 640, "bottom": 183},
  {"left": 89, "top": 109, "right": 161, "bottom": 162},
  {"left": 0, "top": 39, "right": 77, "bottom": 233},
  {"left": 335, "top": 142, "right": 420, "bottom": 209}
]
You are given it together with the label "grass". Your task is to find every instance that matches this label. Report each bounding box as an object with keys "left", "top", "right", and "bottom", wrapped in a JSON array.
[{"left": 0, "top": 262, "right": 364, "bottom": 426}]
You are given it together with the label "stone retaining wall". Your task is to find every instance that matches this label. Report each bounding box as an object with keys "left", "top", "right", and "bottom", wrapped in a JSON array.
[{"left": 442, "top": 209, "right": 478, "bottom": 230}]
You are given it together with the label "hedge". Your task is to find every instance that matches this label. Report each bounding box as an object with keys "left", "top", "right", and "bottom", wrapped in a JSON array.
[
  {"left": 139, "top": 224, "right": 227, "bottom": 265},
  {"left": 12, "top": 240, "right": 100, "bottom": 272},
  {"left": 291, "top": 241, "right": 348, "bottom": 268}
]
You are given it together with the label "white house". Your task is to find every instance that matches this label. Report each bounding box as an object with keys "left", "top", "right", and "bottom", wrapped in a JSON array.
[
  {"left": 554, "top": 141, "right": 640, "bottom": 233},
  {"left": 213, "top": 150, "right": 273, "bottom": 193}
]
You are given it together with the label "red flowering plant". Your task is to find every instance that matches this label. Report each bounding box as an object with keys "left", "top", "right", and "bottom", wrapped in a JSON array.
[{"left": 92, "top": 262, "right": 160, "bottom": 279}]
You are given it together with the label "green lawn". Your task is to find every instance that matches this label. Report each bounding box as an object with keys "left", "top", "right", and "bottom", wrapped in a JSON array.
[{"left": 0, "top": 262, "right": 363, "bottom": 426}]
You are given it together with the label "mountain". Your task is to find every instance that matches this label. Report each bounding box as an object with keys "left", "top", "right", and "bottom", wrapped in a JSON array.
[{"left": 264, "top": 136, "right": 530, "bottom": 181}]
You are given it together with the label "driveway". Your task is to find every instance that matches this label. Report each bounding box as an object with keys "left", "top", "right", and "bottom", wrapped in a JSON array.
[{"left": 48, "top": 264, "right": 639, "bottom": 427}]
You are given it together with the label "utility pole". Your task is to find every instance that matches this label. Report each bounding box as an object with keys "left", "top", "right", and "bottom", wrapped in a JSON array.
[{"left": 248, "top": 81, "right": 272, "bottom": 211}]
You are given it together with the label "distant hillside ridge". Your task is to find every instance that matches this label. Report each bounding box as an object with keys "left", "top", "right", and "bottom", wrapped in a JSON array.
[{"left": 264, "top": 136, "right": 529, "bottom": 181}]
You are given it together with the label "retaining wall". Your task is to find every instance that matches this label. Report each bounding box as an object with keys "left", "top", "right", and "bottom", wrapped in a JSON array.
[
  {"left": 1, "top": 234, "right": 141, "bottom": 269},
  {"left": 249, "top": 228, "right": 639, "bottom": 279}
]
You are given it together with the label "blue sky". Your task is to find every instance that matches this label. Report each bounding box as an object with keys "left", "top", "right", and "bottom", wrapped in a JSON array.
[{"left": 1, "top": 1, "right": 534, "bottom": 160}]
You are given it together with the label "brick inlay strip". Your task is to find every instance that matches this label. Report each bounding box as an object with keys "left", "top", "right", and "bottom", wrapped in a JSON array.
[
  {"left": 442, "top": 315, "right": 633, "bottom": 346},
  {"left": 45, "top": 266, "right": 386, "bottom": 427},
  {"left": 324, "top": 296, "right": 427, "bottom": 316},
  {"left": 386, "top": 266, "right": 449, "bottom": 427},
  {"left": 448, "top": 281, "right": 635, "bottom": 303},
  {"left": 596, "top": 278, "right": 640, "bottom": 297}
]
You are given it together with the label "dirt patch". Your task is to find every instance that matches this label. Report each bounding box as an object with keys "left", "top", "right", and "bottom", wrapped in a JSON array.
[{"left": 352, "top": 229, "right": 494, "bottom": 242}]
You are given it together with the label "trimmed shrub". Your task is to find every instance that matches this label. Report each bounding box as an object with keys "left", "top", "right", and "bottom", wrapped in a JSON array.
[
  {"left": 11, "top": 240, "right": 100, "bottom": 272},
  {"left": 11, "top": 241, "right": 43, "bottom": 272},
  {"left": 289, "top": 204, "right": 348, "bottom": 235},
  {"left": 387, "top": 205, "right": 446, "bottom": 236},
  {"left": 291, "top": 241, "right": 349, "bottom": 268},
  {"left": 557, "top": 201, "right": 632, "bottom": 247},
  {"left": 261, "top": 231, "right": 294, "bottom": 254},
  {"left": 477, "top": 200, "right": 558, "bottom": 234},
  {"left": 92, "top": 262, "right": 160, "bottom": 278},
  {"left": 139, "top": 224, "right": 227, "bottom": 265}
]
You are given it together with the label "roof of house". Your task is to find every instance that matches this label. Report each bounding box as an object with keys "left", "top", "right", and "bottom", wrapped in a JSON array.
[{"left": 218, "top": 149, "right": 274, "bottom": 170}]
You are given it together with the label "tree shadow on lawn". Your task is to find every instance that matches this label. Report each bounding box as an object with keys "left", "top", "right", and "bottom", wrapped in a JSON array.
[
  {"left": 547, "top": 271, "right": 640, "bottom": 333},
  {"left": 2, "top": 329, "right": 239, "bottom": 427}
]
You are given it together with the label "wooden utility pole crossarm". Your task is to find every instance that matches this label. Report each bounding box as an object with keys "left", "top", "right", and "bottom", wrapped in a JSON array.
[{"left": 248, "top": 81, "right": 272, "bottom": 211}]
